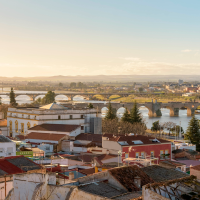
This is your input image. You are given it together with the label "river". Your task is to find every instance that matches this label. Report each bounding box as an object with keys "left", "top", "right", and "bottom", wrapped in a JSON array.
[{"left": 0, "top": 88, "right": 196, "bottom": 132}]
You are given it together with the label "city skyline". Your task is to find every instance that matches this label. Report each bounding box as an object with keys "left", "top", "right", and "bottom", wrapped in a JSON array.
[{"left": 0, "top": 0, "right": 200, "bottom": 77}]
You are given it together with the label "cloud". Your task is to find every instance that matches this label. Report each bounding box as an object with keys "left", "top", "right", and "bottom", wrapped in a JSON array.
[
  {"left": 181, "top": 49, "right": 192, "bottom": 52},
  {"left": 119, "top": 57, "right": 141, "bottom": 61}
]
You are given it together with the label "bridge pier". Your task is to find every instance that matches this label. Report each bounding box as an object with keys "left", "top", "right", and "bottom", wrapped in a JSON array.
[
  {"left": 169, "top": 108, "right": 179, "bottom": 117},
  {"left": 187, "top": 108, "right": 195, "bottom": 116}
]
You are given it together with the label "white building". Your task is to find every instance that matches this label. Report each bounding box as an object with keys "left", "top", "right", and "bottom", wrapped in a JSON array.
[
  {"left": 0, "top": 135, "right": 16, "bottom": 157},
  {"left": 7, "top": 103, "right": 99, "bottom": 137}
]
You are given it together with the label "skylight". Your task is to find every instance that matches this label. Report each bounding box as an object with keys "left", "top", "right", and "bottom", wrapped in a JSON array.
[
  {"left": 132, "top": 140, "right": 143, "bottom": 144},
  {"left": 118, "top": 141, "right": 129, "bottom": 146}
]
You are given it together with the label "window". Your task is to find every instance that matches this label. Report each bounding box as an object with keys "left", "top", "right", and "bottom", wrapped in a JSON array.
[
  {"left": 9, "top": 121, "right": 12, "bottom": 134},
  {"left": 70, "top": 115, "right": 73, "bottom": 119},
  {"left": 21, "top": 123, "right": 24, "bottom": 134},
  {"left": 46, "top": 146, "right": 50, "bottom": 150},
  {"left": 7, "top": 147, "right": 13, "bottom": 153},
  {"left": 34, "top": 116, "right": 37, "bottom": 120},
  {"left": 58, "top": 115, "right": 61, "bottom": 120},
  {"left": 27, "top": 122, "right": 30, "bottom": 129},
  {"left": 22, "top": 114, "right": 24, "bottom": 118},
  {"left": 15, "top": 120, "right": 18, "bottom": 132},
  {"left": 141, "top": 152, "right": 145, "bottom": 159},
  {"left": 160, "top": 150, "right": 164, "bottom": 159},
  {"left": 81, "top": 115, "right": 84, "bottom": 119},
  {"left": 0, "top": 148, "right": 4, "bottom": 153},
  {"left": 27, "top": 115, "right": 30, "bottom": 119},
  {"left": 135, "top": 152, "right": 139, "bottom": 158},
  {"left": 81, "top": 126, "right": 84, "bottom": 130},
  {"left": 150, "top": 151, "right": 154, "bottom": 158},
  {"left": 125, "top": 153, "right": 129, "bottom": 159},
  {"left": 165, "top": 150, "right": 169, "bottom": 159}
]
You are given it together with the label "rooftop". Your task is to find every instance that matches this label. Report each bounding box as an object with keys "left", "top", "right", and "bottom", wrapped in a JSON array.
[
  {"left": 159, "top": 160, "right": 186, "bottom": 167},
  {"left": 172, "top": 148, "right": 199, "bottom": 155},
  {"left": 0, "top": 135, "right": 12, "bottom": 143},
  {"left": 26, "top": 132, "right": 66, "bottom": 141},
  {"left": 78, "top": 181, "right": 127, "bottom": 198},
  {"left": 40, "top": 103, "right": 67, "bottom": 110},
  {"left": 191, "top": 164, "right": 200, "bottom": 171},
  {"left": 0, "top": 156, "right": 41, "bottom": 175},
  {"left": 28, "top": 124, "right": 80, "bottom": 132},
  {"left": 75, "top": 133, "right": 102, "bottom": 143},
  {"left": 141, "top": 165, "right": 188, "bottom": 182},
  {"left": 103, "top": 134, "right": 170, "bottom": 146},
  {"left": 109, "top": 165, "right": 154, "bottom": 192}
]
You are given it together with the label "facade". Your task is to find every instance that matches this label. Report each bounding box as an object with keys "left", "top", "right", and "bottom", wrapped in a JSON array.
[
  {"left": 102, "top": 134, "right": 172, "bottom": 164},
  {"left": 0, "top": 135, "right": 16, "bottom": 157},
  {"left": 7, "top": 103, "right": 99, "bottom": 137},
  {"left": 0, "top": 119, "right": 8, "bottom": 137}
]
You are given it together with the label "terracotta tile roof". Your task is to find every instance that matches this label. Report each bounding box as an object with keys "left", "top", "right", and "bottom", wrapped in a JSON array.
[
  {"left": 29, "top": 124, "right": 80, "bottom": 132},
  {"left": 75, "top": 133, "right": 102, "bottom": 143},
  {"left": 173, "top": 149, "right": 199, "bottom": 155},
  {"left": 103, "top": 134, "right": 170, "bottom": 146},
  {"left": 0, "top": 119, "right": 7, "bottom": 127},
  {"left": 26, "top": 132, "right": 66, "bottom": 141},
  {"left": 0, "top": 135, "right": 12, "bottom": 142},
  {"left": 141, "top": 165, "right": 188, "bottom": 182},
  {"left": 15, "top": 135, "right": 28, "bottom": 141},
  {"left": 109, "top": 165, "right": 154, "bottom": 192},
  {"left": 191, "top": 164, "right": 200, "bottom": 171},
  {"left": 79, "top": 168, "right": 95, "bottom": 175},
  {"left": 96, "top": 154, "right": 117, "bottom": 161}
]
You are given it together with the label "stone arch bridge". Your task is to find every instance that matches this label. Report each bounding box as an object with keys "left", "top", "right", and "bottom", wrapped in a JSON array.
[
  {"left": 0, "top": 92, "right": 131, "bottom": 101},
  {"left": 73, "top": 101, "right": 200, "bottom": 117}
]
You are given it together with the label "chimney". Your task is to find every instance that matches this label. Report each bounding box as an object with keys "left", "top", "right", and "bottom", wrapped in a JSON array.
[
  {"left": 69, "top": 172, "right": 74, "bottom": 180},
  {"left": 134, "top": 176, "right": 141, "bottom": 189}
]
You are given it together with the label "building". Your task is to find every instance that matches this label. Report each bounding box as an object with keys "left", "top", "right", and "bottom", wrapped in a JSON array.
[
  {"left": 0, "top": 135, "right": 16, "bottom": 157},
  {"left": 7, "top": 103, "right": 100, "bottom": 137},
  {"left": 0, "top": 119, "right": 8, "bottom": 137},
  {"left": 143, "top": 176, "right": 197, "bottom": 200},
  {"left": 178, "top": 79, "right": 183, "bottom": 85},
  {"left": 102, "top": 134, "right": 172, "bottom": 164},
  {"left": 172, "top": 149, "right": 200, "bottom": 160},
  {"left": 0, "top": 155, "right": 42, "bottom": 198},
  {"left": 159, "top": 160, "right": 186, "bottom": 172},
  {"left": 190, "top": 165, "right": 200, "bottom": 181}
]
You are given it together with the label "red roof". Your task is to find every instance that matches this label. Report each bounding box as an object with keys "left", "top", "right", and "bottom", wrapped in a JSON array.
[
  {"left": 0, "top": 159, "right": 24, "bottom": 174},
  {"left": 26, "top": 132, "right": 66, "bottom": 141},
  {"left": 103, "top": 134, "right": 170, "bottom": 146},
  {"left": 29, "top": 124, "right": 80, "bottom": 132}
]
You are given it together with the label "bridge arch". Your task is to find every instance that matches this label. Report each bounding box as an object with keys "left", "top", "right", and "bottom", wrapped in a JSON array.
[
  {"left": 55, "top": 94, "right": 69, "bottom": 101},
  {"left": 35, "top": 95, "right": 45, "bottom": 101},
  {"left": 15, "top": 94, "right": 33, "bottom": 101}
]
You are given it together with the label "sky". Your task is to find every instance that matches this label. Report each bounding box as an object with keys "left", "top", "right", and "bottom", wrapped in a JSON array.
[{"left": 0, "top": 0, "right": 200, "bottom": 77}]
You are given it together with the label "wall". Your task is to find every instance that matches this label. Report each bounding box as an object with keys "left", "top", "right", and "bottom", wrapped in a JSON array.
[
  {"left": 0, "top": 127, "right": 8, "bottom": 137},
  {"left": 102, "top": 140, "right": 121, "bottom": 154},
  {"left": 0, "top": 142, "right": 16, "bottom": 157},
  {"left": 190, "top": 168, "right": 200, "bottom": 180},
  {"left": 0, "top": 180, "right": 13, "bottom": 200},
  {"left": 142, "top": 186, "right": 169, "bottom": 200}
]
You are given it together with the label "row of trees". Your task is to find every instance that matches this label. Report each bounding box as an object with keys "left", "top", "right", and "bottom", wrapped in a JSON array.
[
  {"left": 103, "top": 101, "right": 146, "bottom": 135},
  {"left": 70, "top": 82, "right": 87, "bottom": 88}
]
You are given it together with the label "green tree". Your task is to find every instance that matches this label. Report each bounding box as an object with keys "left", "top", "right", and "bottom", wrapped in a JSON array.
[
  {"left": 151, "top": 120, "right": 160, "bottom": 132},
  {"left": 139, "top": 87, "right": 144, "bottom": 92},
  {"left": 130, "top": 101, "right": 142, "bottom": 124},
  {"left": 121, "top": 108, "right": 130, "bottom": 123},
  {"left": 184, "top": 116, "right": 200, "bottom": 149},
  {"left": 10, "top": 88, "right": 17, "bottom": 106},
  {"left": 42, "top": 91, "right": 55, "bottom": 104},
  {"left": 88, "top": 103, "right": 94, "bottom": 109},
  {"left": 105, "top": 102, "right": 117, "bottom": 120}
]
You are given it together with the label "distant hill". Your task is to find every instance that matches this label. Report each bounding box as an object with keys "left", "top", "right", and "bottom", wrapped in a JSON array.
[{"left": 0, "top": 75, "right": 200, "bottom": 82}]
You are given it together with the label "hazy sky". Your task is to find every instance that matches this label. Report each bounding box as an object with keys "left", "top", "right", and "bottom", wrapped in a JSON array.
[{"left": 0, "top": 0, "right": 200, "bottom": 77}]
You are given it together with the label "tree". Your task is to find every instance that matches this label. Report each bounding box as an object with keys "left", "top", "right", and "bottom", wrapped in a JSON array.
[
  {"left": 105, "top": 102, "right": 117, "bottom": 120},
  {"left": 70, "top": 82, "right": 76, "bottom": 88},
  {"left": 121, "top": 108, "right": 130, "bottom": 123},
  {"left": 184, "top": 116, "right": 200, "bottom": 149},
  {"left": 171, "top": 125, "right": 184, "bottom": 135},
  {"left": 130, "top": 101, "right": 142, "bottom": 124},
  {"left": 58, "top": 82, "right": 63, "bottom": 87},
  {"left": 151, "top": 120, "right": 160, "bottom": 132},
  {"left": 88, "top": 103, "right": 94, "bottom": 109},
  {"left": 9, "top": 88, "right": 17, "bottom": 106},
  {"left": 139, "top": 87, "right": 144, "bottom": 92},
  {"left": 42, "top": 91, "right": 55, "bottom": 104},
  {"left": 163, "top": 121, "right": 176, "bottom": 136}
]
